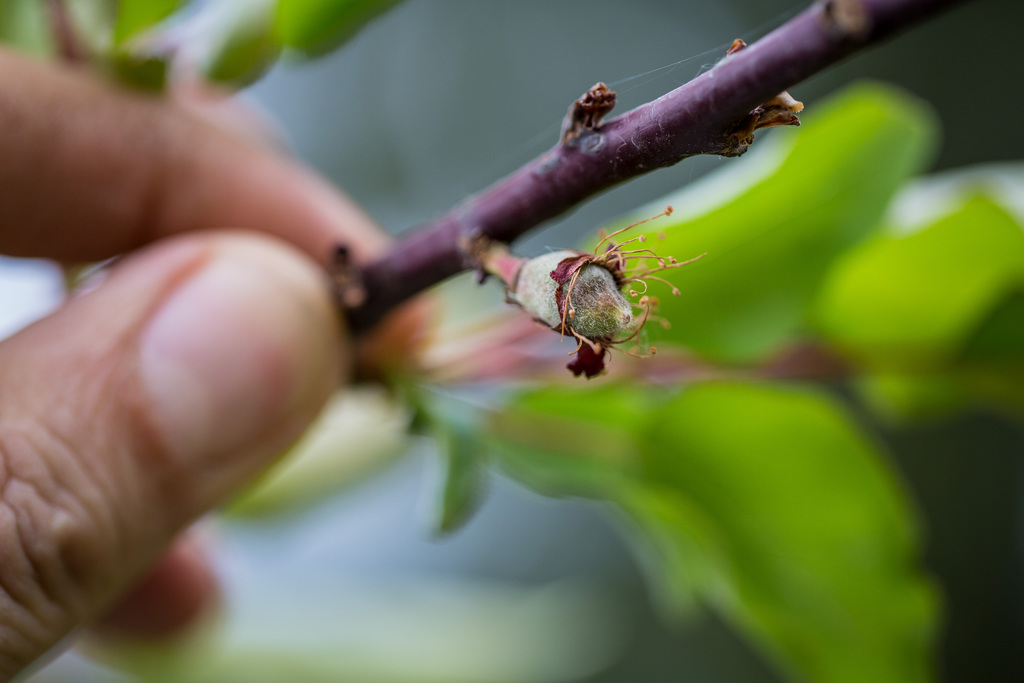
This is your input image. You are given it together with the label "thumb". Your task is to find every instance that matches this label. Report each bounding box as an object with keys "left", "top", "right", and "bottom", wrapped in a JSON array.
[{"left": 0, "top": 232, "right": 342, "bottom": 676}]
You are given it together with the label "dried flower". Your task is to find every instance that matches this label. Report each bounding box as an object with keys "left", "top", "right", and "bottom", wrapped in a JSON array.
[{"left": 477, "top": 207, "right": 704, "bottom": 378}]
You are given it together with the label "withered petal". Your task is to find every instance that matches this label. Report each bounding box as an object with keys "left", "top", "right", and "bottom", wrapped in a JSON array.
[
  {"left": 549, "top": 254, "right": 592, "bottom": 285},
  {"left": 551, "top": 253, "right": 593, "bottom": 322},
  {"left": 567, "top": 342, "right": 607, "bottom": 378}
]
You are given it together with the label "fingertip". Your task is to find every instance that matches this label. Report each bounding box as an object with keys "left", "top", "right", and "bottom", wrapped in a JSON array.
[{"left": 137, "top": 232, "right": 347, "bottom": 510}]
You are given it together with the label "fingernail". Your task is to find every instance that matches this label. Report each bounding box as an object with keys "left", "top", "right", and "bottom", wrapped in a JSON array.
[{"left": 139, "top": 239, "right": 340, "bottom": 474}]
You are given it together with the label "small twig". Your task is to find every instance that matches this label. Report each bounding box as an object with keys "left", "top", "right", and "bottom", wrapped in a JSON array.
[
  {"left": 340, "top": 0, "right": 966, "bottom": 335},
  {"left": 45, "top": 0, "right": 88, "bottom": 64}
]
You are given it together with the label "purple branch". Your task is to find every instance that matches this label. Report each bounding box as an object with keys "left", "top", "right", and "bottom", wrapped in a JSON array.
[{"left": 342, "top": 0, "right": 966, "bottom": 334}]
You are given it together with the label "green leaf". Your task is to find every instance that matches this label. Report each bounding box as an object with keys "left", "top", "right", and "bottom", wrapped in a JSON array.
[
  {"left": 66, "top": 0, "right": 118, "bottom": 53},
  {"left": 409, "top": 386, "right": 490, "bottom": 535},
  {"left": 430, "top": 418, "right": 487, "bottom": 535},
  {"left": 814, "top": 195, "right": 1024, "bottom": 370},
  {"left": 963, "top": 288, "right": 1024, "bottom": 361},
  {"left": 810, "top": 165, "right": 1024, "bottom": 420},
  {"left": 275, "top": 0, "right": 401, "bottom": 56},
  {"left": 107, "top": 50, "right": 170, "bottom": 91},
  {"left": 0, "top": 0, "right": 52, "bottom": 56},
  {"left": 609, "top": 83, "right": 937, "bottom": 363},
  {"left": 201, "top": 0, "right": 281, "bottom": 86},
  {"left": 230, "top": 388, "right": 411, "bottom": 517},
  {"left": 490, "top": 381, "right": 938, "bottom": 683},
  {"left": 855, "top": 372, "right": 967, "bottom": 421},
  {"left": 490, "top": 383, "right": 651, "bottom": 498},
  {"left": 113, "top": 0, "right": 185, "bottom": 45}
]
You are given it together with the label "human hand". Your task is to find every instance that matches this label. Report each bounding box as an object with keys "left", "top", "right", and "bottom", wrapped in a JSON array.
[{"left": 0, "top": 48, "right": 391, "bottom": 678}]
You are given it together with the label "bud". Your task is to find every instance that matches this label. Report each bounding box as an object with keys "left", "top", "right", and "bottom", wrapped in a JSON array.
[
  {"left": 475, "top": 207, "right": 705, "bottom": 378},
  {"left": 509, "top": 250, "right": 633, "bottom": 340}
]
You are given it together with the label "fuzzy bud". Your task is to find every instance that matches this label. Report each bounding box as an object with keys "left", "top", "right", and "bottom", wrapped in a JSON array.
[{"left": 509, "top": 250, "right": 633, "bottom": 340}]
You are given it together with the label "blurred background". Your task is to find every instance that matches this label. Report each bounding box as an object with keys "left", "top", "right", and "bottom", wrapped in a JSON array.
[{"left": 6, "top": 0, "right": 1024, "bottom": 681}]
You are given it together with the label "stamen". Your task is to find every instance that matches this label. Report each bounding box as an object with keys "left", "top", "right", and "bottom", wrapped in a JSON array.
[
  {"left": 614, "top": 303, "right": 651, "bottom": 344},
  {"left": 569, "top": 328, "right": 602, "bottom": 354},
  {"left": 611, "top": 248, "right": 662, "bottom": 258},
  {"left": 592, "top": 206, "right": 673, "bottom": 253},
  {"left": 677, "top": 252, "right": 707, "bottom": 267}
]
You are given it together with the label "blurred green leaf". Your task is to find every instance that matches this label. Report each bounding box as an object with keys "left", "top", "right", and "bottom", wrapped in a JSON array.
[
  {"left": 275, "top": 0, "right": 401, "bottom": 56},
  {"left": 66, "top": 0, "right": 118, "bottom": 53},
  {"left": 408, "top": 385, "right": 490, "bottom": 535},
  {"left": 491, "top": 381, "right": 937, "bottom": 683},
  {"left": 230, "top": 387, "right": 411, "bottom": 517},
  {"left": 813, "top": 193, "right": 1024, "bottom": 419},
  {"left": 113, "top": 0, "right": 185, "bottom": 44},
  {"left": 431, "top": 418, "right": 487, "bottom": 535},
  {"left": 108, "top": 50, "right": 170, "bottom": 91},
  {"left": 815, "top": 196, "right": 1024, "bottom": 370},
  {"left": 0, "top": 0, "right": 52, "bottom": 55},
  {"left": 855, "top": 372, "right": 967, "bottom": 421},
  {"left": 611, "top": 83, "right": 937, "bottom": 363},
  {"left": 963, "top": 289, "right": 1024, "bottom": 361},
  {"left": 201, "top": 0, "right": 281, "bottom": 86}
]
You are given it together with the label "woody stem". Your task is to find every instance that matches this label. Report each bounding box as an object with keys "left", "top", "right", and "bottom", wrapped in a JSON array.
[{"left": 341, "top": 0, "right": 966, "bottom": 334}]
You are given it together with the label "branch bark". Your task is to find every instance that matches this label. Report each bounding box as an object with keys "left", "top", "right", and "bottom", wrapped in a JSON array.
[{"left": 341, "top": 0, "right": 966, "bottom": 334}]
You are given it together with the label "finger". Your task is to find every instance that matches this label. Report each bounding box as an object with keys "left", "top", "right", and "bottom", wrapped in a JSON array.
[
  {"left": 0, "top": 231, "right": 341, "bottom": 677},
  {"left": 95, "top": 534, "right": 218, "bottom": 640},
  {"left": 0, "top": 48, "right": 386, "bottom": 265}
]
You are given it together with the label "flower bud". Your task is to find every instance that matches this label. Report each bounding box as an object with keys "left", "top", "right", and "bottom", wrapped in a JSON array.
[
  {"left": 474, "top": 206, "right": 702, "bottom": 379},
  {"left": 509, "top": 250, "right": 633, "bottom": 340}
]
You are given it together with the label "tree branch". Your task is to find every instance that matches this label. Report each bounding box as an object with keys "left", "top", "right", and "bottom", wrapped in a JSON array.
[{"left": 340, "top": 0, "right": 966, "bottom": 334}]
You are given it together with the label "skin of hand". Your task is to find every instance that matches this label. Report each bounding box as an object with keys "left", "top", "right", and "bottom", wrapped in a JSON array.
[{"left": 0, "top": 48, "right": 407, "bottom": 678}]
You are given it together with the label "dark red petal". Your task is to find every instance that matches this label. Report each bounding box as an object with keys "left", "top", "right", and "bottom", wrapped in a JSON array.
[
  {"left": 567, "top": 342, "right": 607, "bottom": 378},
  {"left": 551, "top": 254, "right": 592, "bottom": 323},
  {"left": 550, "top": 254, "right": 591, "bottom": 285}
]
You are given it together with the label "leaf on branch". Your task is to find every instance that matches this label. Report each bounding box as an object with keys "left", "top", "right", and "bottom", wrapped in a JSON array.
[
  {"left": 815, "top": 196, "right": 1024, "bottom": 370},
  {"left": 113, "top": 0, "right": 185, "bottom": 45},
  {"left": 814, "top": 189, "right": 1024, "bottom": 419},
  {"left": 407, "top": 384, "right": 491, "bottom": 536},
  {"left": 230, "top": 387, "right": 412, "bottom": 517},
  {"left": 0, "top": 0, "right": 53, "bottom": 56},
  {"left": 200, "top": 0, "right": 282, "bottom": 87},
  {"left": 275, "top": 0, "right": 402, "bottom": 57},
  {"left": 609, "top": 82, "right": 937, "bottom": 363},
  {"left": 489, "top": 380, "right": 938, "bottom": 683}
]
